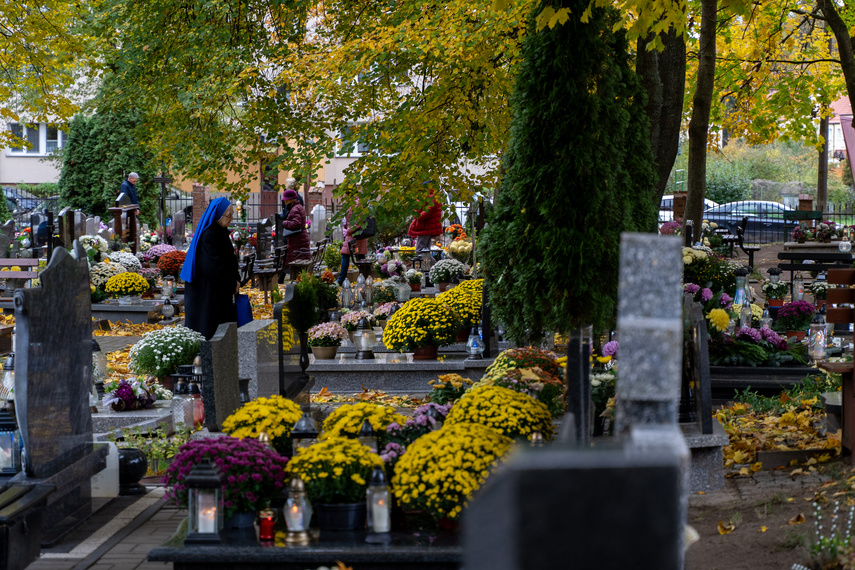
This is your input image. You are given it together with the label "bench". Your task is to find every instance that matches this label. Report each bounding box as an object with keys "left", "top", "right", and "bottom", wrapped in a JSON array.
[
  {"left": 238, "top": 253, "right": 255, "bottom": 287},
  {"left": 777, "top": 251, "right": 854, "bottom": 296},
  {"left": 820, "top": 268, "right": 855, "bottom": 453},
  {"left": 0, "top": 258, "right": 40, "bottom": 301},
  {"left": 733, "top": 217, "right": 761, "bottom": 269}
]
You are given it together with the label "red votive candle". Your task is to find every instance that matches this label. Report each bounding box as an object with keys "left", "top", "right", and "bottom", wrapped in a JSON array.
[{"left": 259, "top": 511, "right": 276, "bottom": 541}]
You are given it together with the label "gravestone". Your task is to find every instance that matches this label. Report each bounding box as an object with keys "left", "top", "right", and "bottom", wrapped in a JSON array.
[
  {"left": 274, "top": 286, "right": 314, "bottom": 403},
  {"left": 199, "top": 322, "right": 241, "bottom": 431},
  {"left": 85, "top": 216, "right": 99, "bottom": 237},
  {"left": 73, "top": 211, "right": 86, "bottom": 240},
  {"left": 237, "top": 320, "right": 279, "bottom": 400},
  {"left": 173, "top": 215, "right": 185, "bottom": 248},
  {"left": 564, "top": 327, "right": 592, "bottom": 445},
  {"left": 0, "top": 221, "right": 15, "bottom": 258},
  {"left": 464, "top": 233, "right": 688, "bottom": 570},
  {"left": 11, "top": 241, "right": 107, "bottom": 544},
  {"left": 256, "top": 219, "right": 273, "bottom": 260},
  {"left": 98, "top": 227, "right": 111, "bottom": 242},
  {"left": 310, "top": 204, "right": 327, "bottom": 244},
  {"left": 57, "top": 207, "right": 74, "bottom": 248}
]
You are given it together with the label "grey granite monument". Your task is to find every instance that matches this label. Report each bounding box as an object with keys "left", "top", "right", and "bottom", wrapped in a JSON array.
[
  {"left": 11, "top": 240, "right": 107, "bottom": 544},
  {"left": 237, "top": 319, "right": 280, "bottom": 400},
  {"left": 0, "top": 221, "right": 14, "bottom": 258},
  {"left": 199, "top": 322, "right": 241, "bottom": 431}
]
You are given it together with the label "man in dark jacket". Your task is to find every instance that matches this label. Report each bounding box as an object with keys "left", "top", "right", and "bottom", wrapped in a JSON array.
[{"left": 119, "top": 172, "right": 140, "bottom": 206}]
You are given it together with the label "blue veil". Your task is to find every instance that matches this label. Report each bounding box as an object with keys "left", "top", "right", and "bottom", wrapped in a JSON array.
[{"left": 179, "top": 197, "right": 231, "bottom": 283}]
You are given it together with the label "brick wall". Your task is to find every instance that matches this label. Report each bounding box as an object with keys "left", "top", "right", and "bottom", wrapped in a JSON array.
[{"left": 192, "top": 184, "right": 209, "bottom": 227}]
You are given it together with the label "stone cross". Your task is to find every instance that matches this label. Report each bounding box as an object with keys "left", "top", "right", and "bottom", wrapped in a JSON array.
[{"left": 199, "top": 322, "right": 241, "bottom": 431}]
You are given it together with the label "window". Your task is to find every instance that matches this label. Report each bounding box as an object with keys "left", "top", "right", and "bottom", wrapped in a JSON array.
[
  {"left": 7, "top": 122, "right": 65, "bottom": 155},
  {"left": 336, "top": 124, "right": 370, "bottom": 157}
]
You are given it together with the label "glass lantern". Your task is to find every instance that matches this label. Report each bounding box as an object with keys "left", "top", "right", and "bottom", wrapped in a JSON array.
[
  {"left": 366, "top": 466, "right": 391, "bottom": 539},
  {"left": 162, "top": 275, "right": 176, "bottom": 298},
  {"left": 0, "top": 408, "right": 21, "bottom": 474},
  {"left": 356, "top": 274, "right": 366, "bottom": 308},
  {"left": 767, "top": 267, "right": 782, "bottom": 284},
  {"left": 258, "top": 507, "right": 277, "bottom": 541},
  {"left": 794, "top": 272, "right": 805, "bottom": 301},
  {"left": 341, "top": 279, "right": 354, "bottom": 309},
  {"left": 2, "top": 353, "right": 14, "bottom": 402},
  {"left": 809, "top": 309, "right": 827, "bottom": 363},
  {"left": 184, "top": 459, "right": 224, "bottom": 545},
  {"left": 354, "top": 318, "right": 376, "bottom": 360},
  {"left": 395, "top": 278, "right": 411, "bottom": 303},
  {"left": 365, "top": 276, "right": 374, "bottom": 308},
  {"left": 291, "top": 412, "right": 319, "bottom": 451},
  {"left": 357, "top": 419, "right": 377, "bottom": 453},
  {"left": 466, "top": 327, "right": 485, "bottom": 359},
  {"left": 162, "top": 299, "right": 175, "bottom": 319},
  {"left": 284, "top": 476, "right": 312, "bottom": 545}
]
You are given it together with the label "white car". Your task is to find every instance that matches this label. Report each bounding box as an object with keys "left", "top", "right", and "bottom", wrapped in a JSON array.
[{"left": 659, "top": 194, "right": 718, "bottom": 223}]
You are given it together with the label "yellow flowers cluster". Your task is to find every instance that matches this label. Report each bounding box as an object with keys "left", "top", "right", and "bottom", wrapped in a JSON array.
[
  {"left": 221, "top": 395, "right": 303, "bottom": 453},
  {"left": 382, "top": 297, "right": 461, "bottom": 351},
  {"left": 286, "top": 437, "right": 384, "bottom": 503},
  {"left": 445, "top": 385, "right": 554, "bottom": 440},
  {"left": 682, "top": 246, "right": 707, "bottom": 265},
  {"left": 392, "top": 422, "right": 512, "bottom": 520},
  {"left": 447, "top": 239, "right": 473, "bottom": 262},
  {"left": 104, "top": 272, "right": 150, "bottom": 296},
  {"left": 437, "top": 279, "right": 482, "bottom": 328},
  {"left": 706, "top": 308, "right": 731, "bottom": 332},
  {"left": 322, "top": 402, "right": 408, "bottom": 438}
]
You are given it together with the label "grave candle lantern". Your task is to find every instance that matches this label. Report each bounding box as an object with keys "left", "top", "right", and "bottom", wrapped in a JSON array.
[
  {"left": 258, "top": 507, "right": 277, "bottom": 541},
  {"left": 466, "top": 327, "right": 485, "bottom": 359},
  {"left": 2, "top": 353, "right": 13, "bottom": 400},
  {"left": 365, "top": 275, "right": 374, "bottom": 307},
  {"left": 0, "top": 408, "right": 21, "bottom": 474},
  {"left": 356, "top": 274, "right": 366, "bottom": 307},
  {"left": 184, "top": 458, "right": 224, "bottom": 545},
  {"left": 291, "top": 412, "right": 319, "bottom": 451},
  {"left": 365, "top": 466, "right": 391, "bottom": 541},
  {"left": 284, "top": 476, "right": 312, "bottom": 545},
  {"left": 357, "top": 419, "right": 377, "bottom": 453},
  {"left": 767, "top": 267, "right": 782, "bottom": 284},
  {"left": 91, "top": 339, "right": 107, "bottom": 388},
  {"left": 794, "top": 272, "right": 805, "bottom": 301},
  {"left": 354, "top": 318, "right": 376, "bottom": 360},
  {"left": 341, "top": 279, "right": 354, "bottom": 309},
  {"left": 162, "top": 275, "right": 176, "bottom": 298}
]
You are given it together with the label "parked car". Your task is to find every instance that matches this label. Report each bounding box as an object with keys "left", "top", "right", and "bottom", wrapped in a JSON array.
[
  {"left": 701, "top": 200, "right": 795, "bottom": 244},
  {"left": 659, "top": 195, "right": 718, "bottom": 223}
]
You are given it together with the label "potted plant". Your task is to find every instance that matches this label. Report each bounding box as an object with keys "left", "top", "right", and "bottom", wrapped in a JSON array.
[
  {"left": 437, "top": 278, "right": 482, "bottom": 335},
  {"left": 382, "top": 297, "right": 461, "bottom": 359},
  {"left": 405, "top": 268, "right": 423, "bottom": 292},
  {"left": 340, "top": 309, "right": 376, "bottom": 337},
  {"left": 429, "top": 259, "right": 466, "bottom": 291},
  {"left": 377, "top": 258, "right": 405, "bottom": 279},
  {"left": 760, "top": 279, "right": 789, "bottom": 307},
  {"left": 792, "top": 224, "right": 809, "bottom": 243},
  {"left": 372, "top": 285, "right": 397, "bottom": 305},
  {"left": 147, "top": 243, "right": 177, "bottom": 264},
  {"left": 427, "top": 373, "right": 474, "bottom": 404},
  {"left": 79, "top": 234, "right": 111, "bottom": 264},
  {"left": 811, "top": 281, "right": 830, "bottom": 307},
  {"left": 322, "top": 402, "right": 407, "bottom": 439},
  {"left": 445, "top": 384, "right": 555, "bottom": 440},
  {"left": 129, "top": 325, "right": 206, "bottom": 378},
  {"left": 773, "top": 300, "right": 817, "bottom": 339},
  {"left": 816, "top": 222, "right": 835, "bottom": 243},
  {"left": 286, "top": 437, "right": 385, "bottom": 531},
  {"left": 163, "top": 436, "right": 289, "bottom": 526},
  {"left": 89, "top": 261, "right": 128, "bottom": 291},
  {"left": 104, "top": 272, "right": 150, "bottom": 304},
  {"left": 156, "top": 250, "right": 186, "bottom": 279},
  {"left": 221, "top": 395, "right": 303, "bottom": 455},
  {"left": 477, "top": 366, "right": 566, "bottom": 419},
  {"left": 108, "top": 251, "right": 143, "bottom": 272},
  {"left": 307, "top": 322, "right": 349, "bottom": 359},
  {"left": 372, "top": 302, "right": 400, "bottom": 328},
  {"left": 447, "top": 239, "right": 473, "bottom": 264},
  {"left": 381, "top": 402, "right": 452, "bottom": 468}
]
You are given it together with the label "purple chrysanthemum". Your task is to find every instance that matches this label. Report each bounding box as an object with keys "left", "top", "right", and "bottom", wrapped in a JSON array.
[
  {"left": 602, "top": 341, "right": 619, "bottom": 357},
  {"left": 684, "top": 283, "right": 700, "bottom": 295},
  {"left": 701, "top": 288, "right": 713, "bottom": 302},
  {"left": 737, "top": 327, "right": 762, "bottom": 342}
]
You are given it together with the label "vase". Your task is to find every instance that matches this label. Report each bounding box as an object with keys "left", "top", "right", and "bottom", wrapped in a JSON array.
[
  {"left": 224, "top": 511, "right": 257, "bottom": 529},
  {"left": 413, "top": 345, "right": 438, "bottom": 360},
  {"left": 786, "top": 330, "right": 807, "bottom": 341},
  {"left": 311, "top": 345, "right": 339, "bottom": 359},
  {"left": 437, "top": 282, "right": 449, "bottom": 292},
  {"left": 118, "top": 448, "right": 148, "bottom": 495},
  {"left": 767, "top": 298, "right": 784, "bottom": 308},
  {"left": 798, "top": 238, "right": 806, "bottom": 244},
  {"left": 410, "top": 282, "right": 421, "bottom": 292},
  {"left": 316, "top": 502, "right": 367, "bottom": 531}
]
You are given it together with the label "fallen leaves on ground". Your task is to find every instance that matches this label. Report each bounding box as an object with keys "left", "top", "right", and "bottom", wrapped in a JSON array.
[
  {"left": 789, "top": 513, "right": 806, "bottom": 525},
  {"left": 311, "top": 387, "right": 423, "bottom": 408},
  {"left": 718, "top": 521, "right": 736, "bottom": 534},
  {"left": 94, "top": 320, "right": 162, "bottom": 336}
]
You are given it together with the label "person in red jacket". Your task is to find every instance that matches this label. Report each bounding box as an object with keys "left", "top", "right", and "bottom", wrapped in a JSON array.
[
  {"left": 282, "top": 189, "right": 311, "bottom": 263},
  {"left": 408, "top": 198, "right": 442, "bottom": 261}
]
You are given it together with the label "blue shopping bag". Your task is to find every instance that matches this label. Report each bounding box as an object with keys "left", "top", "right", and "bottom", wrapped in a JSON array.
[{"left": 235, "top": 293, "right": 253, "bottom": 327}]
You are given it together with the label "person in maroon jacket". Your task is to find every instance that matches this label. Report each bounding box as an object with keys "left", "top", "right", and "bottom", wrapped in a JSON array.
[
  {"left": 282, "top": 189, "right": 311, "bottom": 263},
  {"left": 408, "top": 198, "right": 443, "bottom": 261}
]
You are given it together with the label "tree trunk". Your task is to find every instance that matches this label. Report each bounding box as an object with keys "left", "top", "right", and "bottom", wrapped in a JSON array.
[
  {"left": 820, "top": 0, "right": 855, "bottom": 173},
  {"left": 818, "top": 114, "right": 829, "bottom": 212},
  {"left": 686, "top": 0, "right": 718, "bottom": 243},
  {"left": 637, "top": 30, "right": 687, "bottom": 209}
]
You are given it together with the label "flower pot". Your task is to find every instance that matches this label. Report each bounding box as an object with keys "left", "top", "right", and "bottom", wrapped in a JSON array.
[
  {"left": 798, "top": 238, "right": 806, "bottom": 244},
  {"left": 786, "top": 330, "right": 806, "bottom": 341},
  {"left": 437, "top": 282, "right": 449, "bottom": 292},
  {"left": 436, "top": 516, "right": 460, "bottom": 532},
  {"left": 410, "top": 282, "right": 421, "bottom": 292},
  {"left": 311, "top": 345, "right": 339, "bottom": 360},
  {"left": 224, "top": 511, "right": 257, "bottom": 529},
  {"left": 118, "top": 448, "right": 148, "bottom": 495},
  {"left": 316, "top": 502, "right": 367, "bottom": 531},
  {"left": 824, "top": 238, "right": 832, "bottom": 243},
  {"left": 767, "top": 298, "right": 784, "bottom": 308},
  {"left": 456, "top": 328, "right": 469, "bottom": 342},
  {"left": 413, "top": 345, "right": 438, "bottom": 360}
]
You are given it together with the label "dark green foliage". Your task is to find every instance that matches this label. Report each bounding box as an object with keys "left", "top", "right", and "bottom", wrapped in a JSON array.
[
  {"left": 734, "top": 373, "right": 839, "bottom": 415},
  {"left": 291, "top": 270, "right": 321, "bottom": 332},
  {"left": 369, "top": 202, "right": 413, "bottom": 249},
  {"left": 479, "top": 0, "right": 658, "bottom": 342}
]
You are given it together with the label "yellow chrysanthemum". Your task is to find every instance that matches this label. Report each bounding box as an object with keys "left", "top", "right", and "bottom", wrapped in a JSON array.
[{"left": 706, "top": 308, "right": 730, "bottom": 332}]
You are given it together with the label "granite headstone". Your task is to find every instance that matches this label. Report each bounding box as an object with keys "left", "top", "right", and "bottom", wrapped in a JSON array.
[
  {"left": 85, "top": 216, "right": 99, "bottom": 237},
  {"left": 199, "top": 322, "right": 241, "bottom": 431},
  {"left": 237, "top": 319, "right": 280, "bottom": 400},
  {"left": 57, "top": 207, "right": 74, "bottom": 248},
  {"left": 0, "top": 220, "right": 15, "bottom": 258},
  {"left": 173, "top": 215, "right": 185, "bottom": 248}
]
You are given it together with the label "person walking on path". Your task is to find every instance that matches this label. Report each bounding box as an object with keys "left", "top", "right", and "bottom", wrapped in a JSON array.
[
  {"left": 337, "top": 211, "right": 368, "bottom": 285},
  {"left": 282, "top": 189, "right": 311, "bottom": 263},
  {"left": 180, "top": 198, "right": 240, "bottom": 339},
  {"left": 408, "top": 194, "right": 443, "bottom": 265},
  {"left": 119, "top": 172, "right": 140, "bottom": 206}
]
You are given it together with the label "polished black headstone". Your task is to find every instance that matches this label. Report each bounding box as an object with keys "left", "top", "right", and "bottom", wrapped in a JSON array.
[{"left": 200, "top": 322, "right": 241, "bottom": 432}]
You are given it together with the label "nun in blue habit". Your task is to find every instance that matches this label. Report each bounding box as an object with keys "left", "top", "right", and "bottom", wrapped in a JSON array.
[{"left": 180, "top": 197, "right": 240, "bottom": 339}]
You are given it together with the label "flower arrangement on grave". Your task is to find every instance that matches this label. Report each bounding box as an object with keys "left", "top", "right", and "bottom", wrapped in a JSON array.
[
  {"left": 103, "top": 378, "right": 156, "bottom": 411},
  {"left": 477, "top": 367, "right": 566, "bottom": 418},
  {"left": 815, "top": 222, "right": 839, "bottom": 242},
  {"left": 339, "top": 309, "right": 376, "bottom": 332},
  {"left": 447, "top": 239, "right": 473, "bottom": 263},
  {"left": 372, "top": 285, "right": 397, "bottom": 305},
  {"left": 89, "top": 261, "right": 128, "bottom": 290},
  {"left": 138, "top": 267, "right": 160, "bottom": 291},
  {"left": 377, "top": 258, "right": 405, "bottom": 278},
  {"left": 307, "top": 322, "right": 349, "bottom": 347},
  {"left": 221, "top": 395, "right": 302, "bottom": 455},
  {"left": 372, "top": 302, "right": 400, "bottom": 322},
  {"left": 157, "top": 250, "right": 186, "bottom": 278},
  {"left": 429, "top": 258, "right": 466, "bottom": 284},
  {"left": 375, "top": 246, "right": 394, "bottom": 262},
  {"left": 392, "top": 422, "right": 511, "bottom": 521},
  {"left": 774, "top": 300, "right": 817, "bottom": 333},
  {"left": 381, "top": 402, "right": 452, "bottom": 467},
  {"left": 707, "top": 326, "right": 806, "bottom": 367},
  {"left": 149, "top": 381, "right": 173, "bottom": 401},
  {"left": 321, "top": 402, "right": 408, "bottom": 439},
  {"left": 90, "top": 284, "right": 109, "bottom": 303},
  {"left": 136, "top": 250, "right": 154, "bottom": 264},
  {"left": 104, "top": 272, "right": 150, "bottom": 298},
  {"left": 147, "top": 243, "right": 176, "bottom": 262},
  {"left": 79, "top": 234, "right": 111, "bottom": 264},
  {"left": 141, "top": 231, "right": 158, "bottom": 247},
  {"left": 445, "top": 224, "right": 467, "bottom": 241},
  {"left": 427, "top": 373, "right": 474, "bottom": 404},
  {"left": 761, "top": 279, "right": 789, "bottom": 300},
  {"left": 108, "top": 251, "right": 143, "bottom": 273},
  {"left": 437, "top": 279, "right": 482, "bottom": 328},
  {"left": 405, "top": 268, "right": 422, "bottom": 286},
  {"left": 164, "top": 436, "right": 289, "bottom": 518},
  {"left": 129, "top": 325, "right": 205, "bottom": 377},
  {"left": 320, "top": 268, "right": 336, "bottom": 284},
  {"left": 445, "top": 384, "right": 555, "bottom": 440},
  {"left": 323, "top": 242, "right": 341, "bottom": 271},
  {"left": 382, "top": 297, "right": 460, "bottom": 351},
  {"left": 682, "top": 246, "right": 739, "bottom": 295},
  {"left": 659, "top": 221, "right": 681, "bottom": 236},
  {"left": 591, "top": 370, "right": 617, "bottom": 429},
  {"left": 484, "top": 346, "right": 563, "bottom": 379},
  {"left": 230, "top": 228, "right": 249, "bottom": 247},
  {"left": 811, "top": 281, "right": 830, "bottom": 301},
  {"left": 729, "top": 303, "right": 764, "bottom": 329},
  {"left": 286, "top": 437, "right": 384, "bottom": 504}
]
